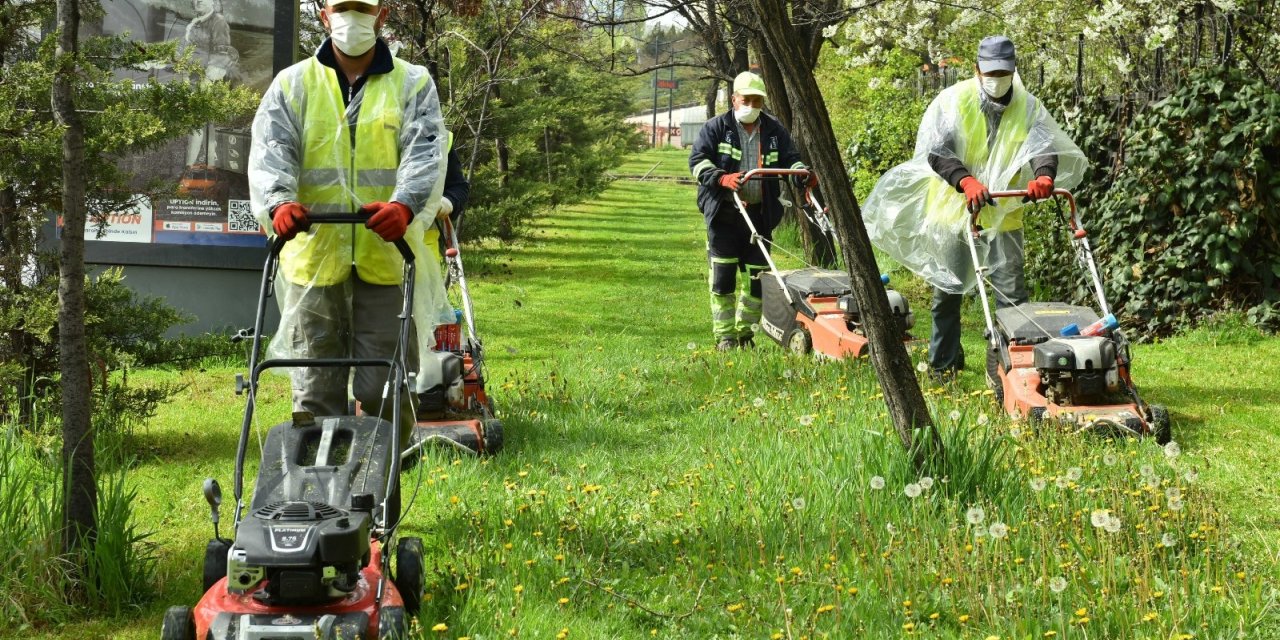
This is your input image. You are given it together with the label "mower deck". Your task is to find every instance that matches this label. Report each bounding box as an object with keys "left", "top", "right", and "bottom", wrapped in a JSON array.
[{"left": 193, "top": 543, "right": 403, "bottom": 640}]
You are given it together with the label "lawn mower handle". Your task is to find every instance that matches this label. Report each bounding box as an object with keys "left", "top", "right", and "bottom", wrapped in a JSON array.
[
  {"left": 971, "top": 189, "right": 1084, "bottom": 238},
  {"left": 270, "top": 212, "right": 416, "bottom": 264}
]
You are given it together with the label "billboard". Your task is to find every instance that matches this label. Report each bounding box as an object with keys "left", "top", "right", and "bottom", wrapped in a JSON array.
[{"left": 73, "top": 0, "right": 296, "bottom": 267}]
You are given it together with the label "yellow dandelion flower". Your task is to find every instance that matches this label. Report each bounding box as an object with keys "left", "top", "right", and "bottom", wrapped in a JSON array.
[
  {"left": 558, "top": 597, "right": 570, "bottom": 605},
  {"left": 1044, "top": 632, "right": 1057, "bottom": 638},
  {"left": 726, "top": 603, "right": 744, "bottom": 613},
  {"left": 556, "top": 629, "right": 569, "bottom": 640},
  {"left": 513, "top": 584, "right": 524, "bottom": 594},
  {"left": 959, "top": 615, "right": 970, "bottom": 623},
  {"left": 775, "top": 576, "right": 786, "bottom": 584},
  {"left": 903, "top": 622, "right": 915, "bottom": 631},
  {"left": 455, "top": 582, "right": 469, "bottom": 591},
  {"left": 432, "top": 623, "right": 448, "bottom": 632},
  {"left": 929, "top": 612, "right": 940, "bottom": 620},
  {"left": 1143, "top": 613, "right": 1158, "bottom": 622},
  {"left": 847, "top": 587, "right": 859, "bottom": 595},
  {"left": 903, "top": 600, "right": 912, "bottom": 607},
  {"left": 1076, "top": 617, "right": 1090, "bottom": 624},
  {"left": 554, "top": 554, "right": 564, "bottom": 561},
  {"left": 790, "top": 567, "right": 803, "bottom": 575},
  {"left": 1075, "top": 608, "right": 1087, "bottom": 617}
]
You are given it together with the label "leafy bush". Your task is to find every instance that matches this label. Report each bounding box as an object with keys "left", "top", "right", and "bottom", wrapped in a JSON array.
[
  {"left": 1030, "top": 68, "right": 1280, "bottom": 337},
  {"left": 820, "top": 49, "right": 928, "bottom": 203}
]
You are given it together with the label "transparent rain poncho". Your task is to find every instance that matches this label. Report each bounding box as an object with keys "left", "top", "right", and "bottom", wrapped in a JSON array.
[
  {"left": 863, "top": 76, "right": 1089, "bottom": 294},
  {"left": 249, "top": 52, "right": 454, "bottom": 393}
]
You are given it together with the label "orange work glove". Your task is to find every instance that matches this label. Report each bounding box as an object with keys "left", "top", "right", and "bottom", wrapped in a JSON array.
[
  {"left": 959, "top": 176, "right": 995, "bottom": 214},
  {"left": 718, "top": 172, "right": 745, "bottom": 191},
  {"left": 362, "top": 201, "right": 414, "bottom": 242},
  {"left": 271, "top": 202, "right": 310, "bottom": 241},
  {"left": 1026, "top": 175, "right": 1055, "bottom": 201}
]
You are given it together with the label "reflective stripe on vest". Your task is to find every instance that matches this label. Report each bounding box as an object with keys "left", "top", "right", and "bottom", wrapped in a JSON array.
[
  {"left": 926, "top": 79, "right": 1034, "bottom": 231},
  {"left": 280, "top": 57, "right": 429, "bottom": 286}
]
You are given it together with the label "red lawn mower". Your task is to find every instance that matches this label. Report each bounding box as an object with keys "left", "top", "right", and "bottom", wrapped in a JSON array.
[
  {"left": 399, "top": 215, "right": 502, "bottom": 458},
  {"left": 735, "top": 168, "right": 916, "bottom": 358},
  {"left": 973, "top": 189, "right": 1171, "bottom": 442},
  {"left": 161, "top": 215, "right": 427, "bottom": 640}
]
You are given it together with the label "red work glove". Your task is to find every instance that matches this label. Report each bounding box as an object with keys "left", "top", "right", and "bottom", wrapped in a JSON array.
[
  {"left": 362, "top": 201, "right": 414, "bottom": 242},
  {"left": 959, "top": 176, "right": 995, "bottom": 214},
  {"left": 718, "top": 172, "right": 745, "bottom": 191},
  {"left": 1026, "top": 175, "right": 1055, "bottom": 201},
  {"left": 271, "top": 202, "right": 310, "bottom": 241}
]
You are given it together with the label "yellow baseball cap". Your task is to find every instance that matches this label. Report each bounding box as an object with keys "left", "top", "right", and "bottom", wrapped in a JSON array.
[{"left": 733, "top": 71, "right": 767, "bottom": 98}]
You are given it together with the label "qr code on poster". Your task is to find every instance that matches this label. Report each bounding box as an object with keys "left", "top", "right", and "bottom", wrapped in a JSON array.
[{"left": 227, "top": 200, "right": 259, "bottom": 233}]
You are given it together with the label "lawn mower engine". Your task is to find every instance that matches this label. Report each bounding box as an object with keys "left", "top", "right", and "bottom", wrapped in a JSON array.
[
  {"left": 1032, "top": 336, "right": 1121, "bottom": 406},
  {"left": 225, "top": 498, "right": 372, "bottom": 604},
  {"left": 837, "top": 289, "right": 914, "bottom": 336}
]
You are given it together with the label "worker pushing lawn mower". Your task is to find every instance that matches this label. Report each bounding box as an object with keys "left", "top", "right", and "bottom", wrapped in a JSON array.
[
  {"left": 862, "top": 35, "right": 1169, "bottom": 440},
  {"left": 160, "top": 219, "right": 427, "bottom": 640}
]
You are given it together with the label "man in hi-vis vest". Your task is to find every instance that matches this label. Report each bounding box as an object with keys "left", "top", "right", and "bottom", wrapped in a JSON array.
[
  {"left": 862, "top": 36, "right": 1088, "bottom": 380},
  {"left": 249, "top": 0, "right": 455, "bottom": 449}
]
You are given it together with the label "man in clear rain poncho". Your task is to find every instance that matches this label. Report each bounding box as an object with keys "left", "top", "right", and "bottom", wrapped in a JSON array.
[
  {"left": 863, "top": 36, "right": 1088, "bottom": 379},
  {"left": 249, "top": 0, "right": 456, "bottom": 451}
]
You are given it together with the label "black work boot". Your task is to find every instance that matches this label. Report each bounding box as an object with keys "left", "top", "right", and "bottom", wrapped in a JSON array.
[{"left": 716, "top": 337, "right": 738, "bottom": 352}]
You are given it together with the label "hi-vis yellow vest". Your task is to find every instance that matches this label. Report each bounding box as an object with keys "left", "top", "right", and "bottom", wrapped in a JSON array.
[
  {"left": 277, "top": 57, "right": 430, "bottom": 286},
  {"left": 926, "top": 79, "right": 1033, "bottom": 232}
]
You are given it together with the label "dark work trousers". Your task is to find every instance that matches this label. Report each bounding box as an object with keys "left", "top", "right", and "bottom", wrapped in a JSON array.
[
  {"left": 930, "top": 229, "right": 1028, "bottom": 374},
  {"left": 706, "top": 202, "right": 772, "bottom": 341}
]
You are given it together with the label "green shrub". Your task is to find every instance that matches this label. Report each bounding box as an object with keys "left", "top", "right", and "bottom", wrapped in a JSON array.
[{"left": 1031, "top": 68, "right": 1280, "bottom": 337}]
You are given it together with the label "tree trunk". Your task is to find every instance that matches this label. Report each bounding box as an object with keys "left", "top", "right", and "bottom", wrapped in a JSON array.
[
  {"left": 758, "top": 46, "right": 836, "bottom": 268},
  {"left": 704, "top": 77, "right": 718, "bottom": 120},
  {"left": 53, "top": 0, "right": 96, "bottom": 562},
  {"left": 749, "top": 0, "right": 940, "bottom": 468}
]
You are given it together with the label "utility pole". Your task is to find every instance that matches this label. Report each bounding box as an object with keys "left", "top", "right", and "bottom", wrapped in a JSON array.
[
  {"left": 666, "top": 48, "right": 675, "bottom": 146},
  {"left": 650, "top": 39, "right": 661, "bottom": 147}
]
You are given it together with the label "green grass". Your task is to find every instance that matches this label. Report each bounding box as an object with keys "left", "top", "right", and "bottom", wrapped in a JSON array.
[
  {"left": 16, "top": 148, "right": 1280, "bottom": 638},
  {"left": 612, "top": 148, "right": 694, "bottom": 179}
]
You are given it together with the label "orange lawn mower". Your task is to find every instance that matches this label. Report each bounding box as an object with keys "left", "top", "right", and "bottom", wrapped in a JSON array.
[
  {"left": 735, "top": 168, "right": 916, "bottom": 358},
  {"left": 972, "top": 189, "right": 1171, "bottom": 442},
  {"left": 162, "top": 215, "right": 428, "bottom": 640},
  {"left": 398, "top": 214, "right": 503, "bottom": 458}
]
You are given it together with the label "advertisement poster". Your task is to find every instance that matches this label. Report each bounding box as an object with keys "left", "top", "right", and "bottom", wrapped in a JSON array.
[{"left": 79, "top": 0, "right": 281, "bottom": 249}]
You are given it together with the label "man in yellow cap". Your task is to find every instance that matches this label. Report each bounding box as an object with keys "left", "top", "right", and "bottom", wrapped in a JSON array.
[
  {"left": 249, "top": 0, "right": 456, "bottom": 448},
  {"left": 689, "top": 71, "right": 814, "bottom": 350}
]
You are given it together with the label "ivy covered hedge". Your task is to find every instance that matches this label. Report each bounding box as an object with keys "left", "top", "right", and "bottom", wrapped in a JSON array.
[{"left": 1028, "top": 68, "right": 1280, "bottom": 338}]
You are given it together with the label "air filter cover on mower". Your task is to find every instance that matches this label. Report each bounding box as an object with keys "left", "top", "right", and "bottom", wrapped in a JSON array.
[{"left": 995, "top": 302, "right": 1100, "bottom": 345}]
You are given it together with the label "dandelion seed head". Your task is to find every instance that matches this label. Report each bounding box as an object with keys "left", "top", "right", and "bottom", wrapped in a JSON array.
[
  {"left": 1161, "top": 532, "right": 1177, "bottom": 547},
  {"left": 1184, "top": 469, "right": 1199, "bottom": 484},
  {"left": 753, "top": 397, "right": 765, "bottom": 408},
  {"left": 783, "top": 369, "right": 793, "bottom": 379},
  {"left": 870, "top": 476, "right": 885, "bottom": 490},
  {"left": 1104, "top": 515, "right": 1122, "bottom": 533},
  {"left": 1103, "top": 452, "right": 1118, "bottom": 466},
  {"left": 988, "top": 522, "right": 1009, "bottom": 539},
  {"left": 686, "top": 342, "right": 697, "bottom": 350},
  {"left": 1167, "top": 497, "right": 1184, "bottom": 511},
  {"left": 1055, "top": 476, "right": 1070, "bottom": 489},
  {"left": 918, "top": 476, "right": 934, "bottom": 490},
  {"left": 1165, "top": 487, "right": 1182, "bottom": 501},
  {"left": 791, "top": 497, "right": 806, "bottom": 510},
  {"left": 1049, "top": 576, "right": 1068, "bottom": 593},
  {"left": 904, "top": 483, "right": 923, "bottom": 498},
  {"left": 949, "top": 409, "right": 962, "bottom": 421},
  {"left": 977, "top": 413, "right": 989, "bottom": 426},
  {"left": 966, "top": 506, "right": 986, "bottom": 525},
  {"left": 798, "top": 414, "right": 815, "bottom": 426},
  {"left": 916, "top": 361, "right": 928, "bottom": 373},
  {"left": 1030, "top": 478, "right": 1047, "bottom": 492},
  {"left": 1067, "top": 467, "right": 1083, "bottom": 482},
  {"left": 1090, "top": 509, "right": 1110, "bottom": 528},
  {"left": 1009, "top": 426, "right": 1023, "bottom": 438},
  {"left": 1140, "top": 464, "right": 1156, "bottom": 478},
  {"left": 1164, "top": 441, "right": 1181, "bottom": 458},
  {"left": 885, "top": 522, "right": 897, "bottom": 535},
  {"left": 751, "top": 323, "right": 762, "bottom": 334}
]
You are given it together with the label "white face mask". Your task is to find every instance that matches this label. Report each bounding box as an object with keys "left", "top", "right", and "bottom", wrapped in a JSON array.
[
  {"left": 328, "top": 10, "right": 377, "bottom": 57},
  {"left": 734, "top": 104, "right": 761, "bottom": 124},
  {"left": 981, "top": 74, "right": 1012, "bottom": 98}
]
